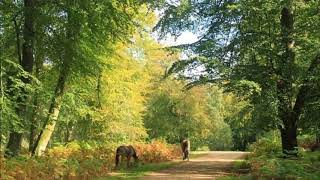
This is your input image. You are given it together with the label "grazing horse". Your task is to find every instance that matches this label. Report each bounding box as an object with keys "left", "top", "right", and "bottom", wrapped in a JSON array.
[
  {"left": 115, "top": 145, "right": 138, "bottom": 168},
  {"left": 181, "top": 139, "right": 190, "bottom": 161}
]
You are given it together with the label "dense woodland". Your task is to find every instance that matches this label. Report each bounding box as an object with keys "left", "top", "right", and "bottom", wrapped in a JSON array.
[{"left": 0, "top": 0, "right": 320, "bottom": 179}]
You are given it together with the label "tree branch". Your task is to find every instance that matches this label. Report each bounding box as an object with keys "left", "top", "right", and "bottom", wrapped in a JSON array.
[
  {"left": 13, "top": 15, "right": 22, "bottom": 65},
  {"left": 293, "top": 53, "right": 320, "bottom": 116}
]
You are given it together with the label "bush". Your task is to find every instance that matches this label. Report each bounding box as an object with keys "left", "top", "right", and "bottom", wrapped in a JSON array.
[
  {"left": 249, "top": 152, "right": 320, "bottom": 179},
  {"left": 248, "top": 132, "right": 282, "bottom": 157},
  {"left": 247, "top": 132, "right": 320, "bottom": 179},
  {"left": 135, "top": 140, "right": 181, "bottom": 163},
  {"left": 298, "top": 134, "right": 318, "bottom": 151}
]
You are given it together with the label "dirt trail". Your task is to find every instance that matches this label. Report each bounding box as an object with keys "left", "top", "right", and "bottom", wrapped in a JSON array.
[{"left": 140, "top": 151, "right": 249, "bottom": 180}]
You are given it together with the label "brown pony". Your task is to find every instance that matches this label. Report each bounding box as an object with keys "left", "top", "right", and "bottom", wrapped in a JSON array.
[
  {"left": 115, "top": 145, "right": 138, "bottom": 168},
  {"left": 181, "top": 139, "right": 190, "bottom": 161}
]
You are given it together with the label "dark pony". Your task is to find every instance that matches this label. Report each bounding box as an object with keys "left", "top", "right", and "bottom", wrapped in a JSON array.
[
  {"left": 180, "top": 138, "right": 190, "bottom": 161},
  {"left": 115, "top": 145, "right": 138, "bottom": 168}
]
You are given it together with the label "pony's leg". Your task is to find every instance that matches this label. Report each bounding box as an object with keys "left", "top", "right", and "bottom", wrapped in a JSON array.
[
  {"left": 186, "top": 151, "right": 189, "bottom": 161},
  {"left": 127, "top": 156, "right": 131, "bottom": 167}
]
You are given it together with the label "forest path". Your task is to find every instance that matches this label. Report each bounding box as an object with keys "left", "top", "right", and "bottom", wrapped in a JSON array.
[{"left": 140, "top": 151, "right": 250, "bottom": 180}]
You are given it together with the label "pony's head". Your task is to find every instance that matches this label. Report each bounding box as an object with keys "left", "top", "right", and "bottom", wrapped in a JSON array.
[
  {"left": 179, "top": 137, "right": 185, "bottom": 143},
  {"left": 133, "top": 150, "right": 139, "bottom": 161}
]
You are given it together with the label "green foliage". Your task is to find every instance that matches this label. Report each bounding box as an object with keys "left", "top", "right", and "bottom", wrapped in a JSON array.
[
  {"left": 0, "top": 58, "right": 41, "bottom": 153},
  {"left": 207, "top": 122, "right": 233, "bottom": 150},
  {"left": 248, "top": 131, "right": 282, "bottom": 157},
  {"left": 247, "top": 132, "right": 320, "bottom": 179},
  {"left": 249, "top": 151, "right": 320, "bottom": 179},
  {"left": 144, "top": 80, "right": 211, "bottom": 146},
  {"left": 144, "top": 83, "right": 235, "bottom": 150},
  {"left": 298, "top": 134, "right": 318, "bottom": 150},
  {"left": 154, "top": 0, "right": 320, "bottom": 154},
  {"left": 234, "top": 160, "right": 251, "bottom": 170},
  {"left": 1, "top": 0, "right": 152, "bottom": 155},
  {"left": 50, "top": 12, "right": 174, "bottom": 145},
  {"left": 222, "top": 93, "right": 256, "bottom": 151}
]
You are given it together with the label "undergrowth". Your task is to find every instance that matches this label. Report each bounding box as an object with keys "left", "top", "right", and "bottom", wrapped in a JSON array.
[
  {"left": 1, "top": 140, "right": 181, "bottom": 180},
  {"left": 247, "top": 133, "right": 320, "bottom": 179},
  {"left": 221, "top": 132, "right": 320, "bottom": 179}
]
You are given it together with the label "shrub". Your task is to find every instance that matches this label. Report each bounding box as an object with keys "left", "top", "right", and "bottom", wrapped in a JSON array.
[
  {"left": 298, "top": 134, "right": 320, "bottom": 152},
  {"left": 134, "top": 140, "right": 181, "bottom": 163},
  {"left": 248, "top": 136, "right": 282, "bottom": 157},
  {"left": 247, "top": 133, "right": 320, "bottom": 179},
  {"left": 249, "top": 153, "right": 320, "bottom": 179}
]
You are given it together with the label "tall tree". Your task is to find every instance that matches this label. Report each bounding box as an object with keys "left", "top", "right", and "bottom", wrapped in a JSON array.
[
  {"left": 5, "top": 0, "right": 36, "bottom": 157},
  {"left": 32, "top": 0, "right": 144, "bottom": 156},
  {"left": 278, "top": 1, "right": 297, "bottom": 155},
  {"left": 153, "top": 0, "right": 320, "bottom": 155}
]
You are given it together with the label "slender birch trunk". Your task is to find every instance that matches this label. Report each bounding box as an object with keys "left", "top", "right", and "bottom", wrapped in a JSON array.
[
  {"left": 33, "top": 3, "right": 75, "bottom": 155},
  {"left": 33, "top": 60, "right": 70, "bottom": 156}
]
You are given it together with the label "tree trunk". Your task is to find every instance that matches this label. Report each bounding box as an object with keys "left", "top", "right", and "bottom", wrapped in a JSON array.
[
  {"left": 32, "top": 1, "right": 76, "bottom": 156},
  {"left": 6, "top": 0, "right": 35, "bottom": 157},
  {"left": 278, "top": 3, "right": 298, "bottom": 156},
  {"left": 33, "top": 63, "right": 69, "bottom": 156},
  {"left": 64, "top": 122, "right": 74, "bottom": 143},
  {"left": 28, "top": 55, "right": 43, "bottom": 152},
  {"left": 316, "top": 134, "right": 320, "bottom": 144},
  {"left": 28, "top": 96, "right": 39, "bottom": 152},
  {"left": 13, "top": 15, "right": 22, "bottom": 64},
  {"left": 5, "top": 133, "right": 23, "bottom": 156},
  {"left": 97, "top": 72, "right": 103, "bottom": 109},
  {"left": 316, "top": 129, "right": 320, "bottom": 144},
  {"left": 33, "top": 108, "right": 60, "bottom": 156},
  {"left": 279, "top": 113, "right": 298, "bottom": 155}
]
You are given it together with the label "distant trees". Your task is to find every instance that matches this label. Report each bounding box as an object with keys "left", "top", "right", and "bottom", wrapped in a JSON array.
[{"left": 144, "top": 82, "right": 235, "bottom": 150}]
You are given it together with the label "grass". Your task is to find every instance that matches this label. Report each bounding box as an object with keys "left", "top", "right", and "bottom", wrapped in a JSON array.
[
  {"left": 94, "top": 161, "right": 179, "bottom": 180},
  {"left": 189, "top": 151, "right": 209, "bottom": 158},
  {"left": 233, "top": 160, "right": 251, "bottom": 170},
  {"left": 218, "top": 176, "right": 254, "bottom": 180}
]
